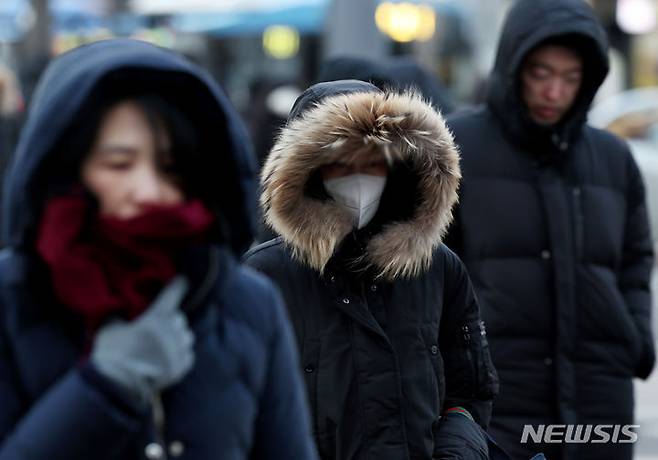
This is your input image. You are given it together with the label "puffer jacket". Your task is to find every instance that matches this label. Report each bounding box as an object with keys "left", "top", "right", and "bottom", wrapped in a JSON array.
[{"left": 445, "top": 1, "right": 655, "bottom": 459}]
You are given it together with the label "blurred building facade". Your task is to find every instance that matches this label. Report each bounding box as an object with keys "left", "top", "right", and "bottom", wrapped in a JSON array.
[{"left": 1, "top": 1, "right": 658, "bottom": 116}]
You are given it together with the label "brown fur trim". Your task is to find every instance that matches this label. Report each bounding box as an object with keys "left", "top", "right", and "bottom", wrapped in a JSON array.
[{"left": 260, "top": 90, "right": 461, "bottom": 280}]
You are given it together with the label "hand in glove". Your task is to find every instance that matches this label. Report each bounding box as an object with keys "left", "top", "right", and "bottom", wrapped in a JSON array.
[{"left": 91, "top": 277, "right": 195, "bottom": 405}]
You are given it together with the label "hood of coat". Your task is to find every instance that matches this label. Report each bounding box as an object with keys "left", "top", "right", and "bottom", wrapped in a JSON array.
[
  {"left": 261, "top": 80, "right": 460, "bottom": 280},
  {"left": 3, "top": 38, "right": 257, "bottom": 256},
  {"left": 486, "top": 0, "right": 609, "bottom": 151}
]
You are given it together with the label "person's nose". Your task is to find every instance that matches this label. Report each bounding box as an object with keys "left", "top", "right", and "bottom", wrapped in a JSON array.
[
  {"left": 544, "top": 78, "right": 563, "bottom": 102},
  {"left": 132, "top": 165, "right": 169, "bottom": 205}
]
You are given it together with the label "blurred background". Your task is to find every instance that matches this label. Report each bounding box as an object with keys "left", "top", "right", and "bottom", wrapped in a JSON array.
[
  {"left": 1, "top": 0, "right": 658, "bottom": 457},
  {"left": 2, "top": 0, "right": 658, "bottom": 164}
]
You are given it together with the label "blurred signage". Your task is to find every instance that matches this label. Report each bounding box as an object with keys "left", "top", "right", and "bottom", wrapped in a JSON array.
[
  {"left": 170, "top": 2, "right": 327, "bottom": 36},
  {"left": 131, "top": 0, "right": 326, "bottom": 14},
  {"left": 262, "top": 25, "right": 300, "bottom": 59},
  {"left": 53, "top": 27, "right": 176, "bottom": 55},
  {"left": 375, "top": 2, "right": 436, "bottom": 42}
]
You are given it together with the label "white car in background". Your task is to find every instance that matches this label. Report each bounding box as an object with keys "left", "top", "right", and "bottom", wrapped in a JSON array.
[{"left": 590, "top": 87, "right": 658, "bottom": 247}]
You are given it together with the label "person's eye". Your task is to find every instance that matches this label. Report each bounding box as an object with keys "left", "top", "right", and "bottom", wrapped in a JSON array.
[
  {"left": 564, "top": 74, "right": 582, "bottom": 85},
  {"left": 104, "top": 161, "right": 132, "bottom": 171},
  {"left": 530, "top": 69, "right": 550, "bottom": 80}
]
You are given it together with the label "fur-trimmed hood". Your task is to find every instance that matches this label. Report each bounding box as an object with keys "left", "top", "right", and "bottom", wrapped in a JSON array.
[{"left": 260, "top": 80, "right": 460, "bottom": 280}]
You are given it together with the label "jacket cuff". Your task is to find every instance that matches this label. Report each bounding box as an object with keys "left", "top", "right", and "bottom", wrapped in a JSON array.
[{"left": 445, "top": 406, "right": 475, "bottom": 422}]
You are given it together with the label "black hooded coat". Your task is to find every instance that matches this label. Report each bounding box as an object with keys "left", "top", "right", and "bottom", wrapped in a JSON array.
[
  {"left": 244, "top": 80, "right": 500, "bottom": 459},
  {"left": 0, "top": 39, "right": 317, "bottom": 460},
  {"left": 445, "top": 1, "right": 655, "bottom": 459}
]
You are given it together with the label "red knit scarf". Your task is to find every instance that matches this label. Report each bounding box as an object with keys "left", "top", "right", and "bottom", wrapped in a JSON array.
[{"left": 36, "top": 193, "right": 214, "bottom": 330}]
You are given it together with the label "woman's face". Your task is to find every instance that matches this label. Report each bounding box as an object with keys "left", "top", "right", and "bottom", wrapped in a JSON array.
[{"left": 81, "top": 101, "right": 184, "bottom": 219}]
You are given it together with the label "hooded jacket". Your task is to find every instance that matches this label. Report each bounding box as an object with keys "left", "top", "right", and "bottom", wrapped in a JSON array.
[
  {"left": 445, "top": 1, "right": 654, "bottom": 459},
  {"left": 244, "top": 80, "right": 499, "bottom": 460},
  {"left": 0, "top": 39, "right": 317, "bottom": 460}
]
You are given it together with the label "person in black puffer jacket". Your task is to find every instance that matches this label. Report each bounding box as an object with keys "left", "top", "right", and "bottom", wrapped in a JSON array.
[{"left": 445, "top": 1, "right": 655, "bottom": 459}]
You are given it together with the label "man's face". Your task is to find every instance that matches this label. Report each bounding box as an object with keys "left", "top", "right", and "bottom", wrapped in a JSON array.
[{"left": 521, "top": 44, "right": 583, "bottom": 126}]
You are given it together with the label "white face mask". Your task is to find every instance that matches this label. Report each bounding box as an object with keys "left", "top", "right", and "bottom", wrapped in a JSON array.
[{"left": 324, "top": 174, "right": 387, "bottom": 229}]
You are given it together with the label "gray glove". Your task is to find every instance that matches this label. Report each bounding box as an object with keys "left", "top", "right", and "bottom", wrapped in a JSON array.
[{"left": 91, "top": 277, "right": 195, "bottom": 405}]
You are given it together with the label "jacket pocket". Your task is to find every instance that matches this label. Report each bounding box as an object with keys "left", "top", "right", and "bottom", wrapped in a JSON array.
[{"left": 579, "top": 267, "right": 642, "bottom": 365}]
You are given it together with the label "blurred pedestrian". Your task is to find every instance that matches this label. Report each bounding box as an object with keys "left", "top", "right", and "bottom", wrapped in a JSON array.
[
  {"left": 244, "top": 77, "right": 302, "bottom": 244},
  {"left": 318, "top": 56, "right": 456, "bottom": 115},
  {"left": 445, "top": 1, "right": 655, "bottom": 459},
  {"left": 0, "top": 39, "right": 317, "bottom": 460},
  {"left": 244, "top": 80, "right": 500, "bottom": 459},
  {"left": 245, "top": 77, "right": 302, "bottom": 168}
]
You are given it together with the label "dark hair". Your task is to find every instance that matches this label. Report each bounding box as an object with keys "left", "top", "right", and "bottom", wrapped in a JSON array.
[
  {"left": 131, "top": 93, "right": 201, "bottom": 197},
  {"left": 530, "top": 34, "right": 590, "bottom": 62}
]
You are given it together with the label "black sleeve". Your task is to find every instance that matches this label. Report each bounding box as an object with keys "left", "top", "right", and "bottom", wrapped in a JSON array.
[
  {"left": 620, "top": 149, "right": 655, "bottom": 379},
  {"left": 438, "top": 248, "right": 498, "bottom": 429},
  {"left": 432, "top": 413, "right": 488, "bottom": 460}
]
